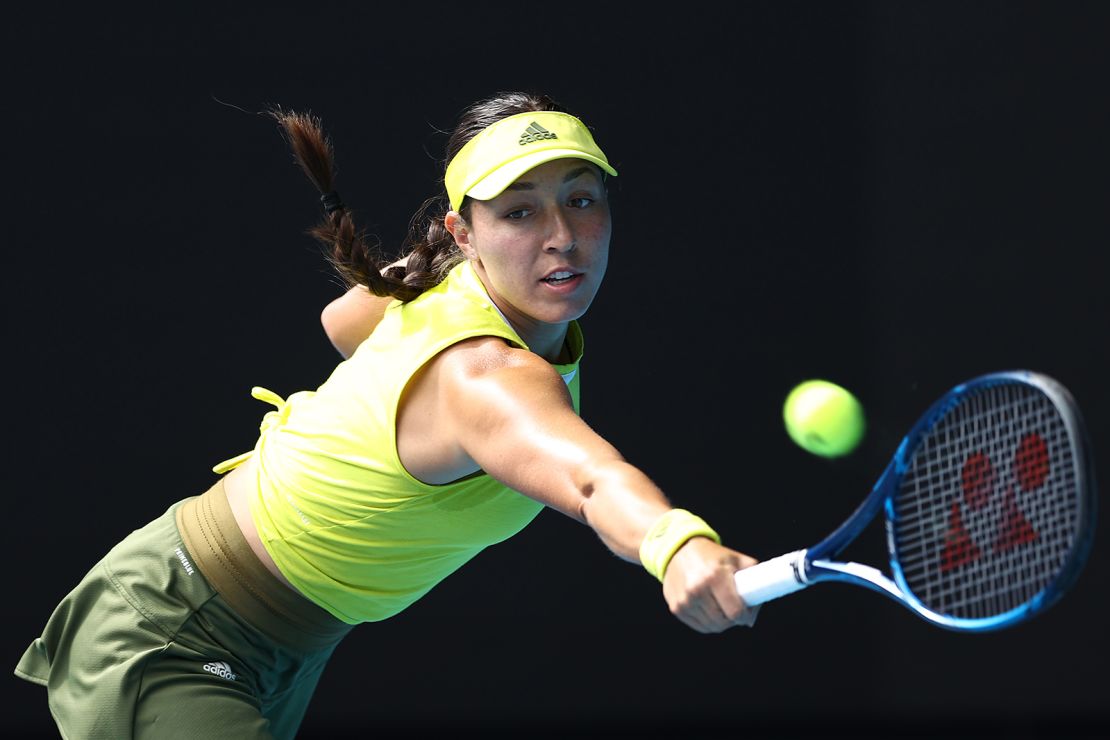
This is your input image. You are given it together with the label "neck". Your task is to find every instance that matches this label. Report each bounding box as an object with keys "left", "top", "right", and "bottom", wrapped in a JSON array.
[
  {"left": 527, "top": 324, "right": 571, "bottom": 364},
  {"left": 470, "top": 265, "right": 570, "bottom": 363},
  {"left": 489, "top": 297, "right": 569, "bottom": 363}
]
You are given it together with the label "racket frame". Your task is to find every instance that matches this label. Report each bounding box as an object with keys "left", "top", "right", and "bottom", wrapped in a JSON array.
[{"left": 736, "top": 370, "right": 1097, "bottom": 631}]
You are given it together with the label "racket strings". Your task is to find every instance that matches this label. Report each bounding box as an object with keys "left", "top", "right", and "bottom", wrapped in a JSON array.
[{"left": 891, "top": 383, "right": 1081, "bottom": 620}]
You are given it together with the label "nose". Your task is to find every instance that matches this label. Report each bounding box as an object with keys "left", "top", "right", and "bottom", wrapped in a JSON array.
[{"left": 543, "top": 209, "right": 576, "bottom": 253}]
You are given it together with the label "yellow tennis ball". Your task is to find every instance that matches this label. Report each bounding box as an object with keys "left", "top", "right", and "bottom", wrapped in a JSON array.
[{"left": 783, "top": 380, "right": 866, "bottom": 458}]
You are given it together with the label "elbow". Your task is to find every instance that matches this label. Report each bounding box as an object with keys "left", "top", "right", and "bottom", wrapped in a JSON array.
[
  {"left": 320, "top": 300, "right": 351, "bottom": 358},
  {"left": 573, "top": 481, "right": 596, "bottom": 526}
]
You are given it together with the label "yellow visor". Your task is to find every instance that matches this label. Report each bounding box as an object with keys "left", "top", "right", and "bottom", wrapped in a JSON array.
[{"left": 444, "top": 110, "right": 617, "bottom": 212}]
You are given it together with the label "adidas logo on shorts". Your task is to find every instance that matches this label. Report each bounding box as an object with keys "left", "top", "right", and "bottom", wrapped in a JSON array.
[{"left": 202, "top": 660, "right": 238, "bottom": 681}]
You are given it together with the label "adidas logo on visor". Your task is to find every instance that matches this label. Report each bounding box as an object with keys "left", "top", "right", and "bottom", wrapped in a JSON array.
[
  {"left": 519, "top": 121, "right": 558, "bottom": 145},
  {"left": 203, "top": 661, "right": 239, "bottom": 681}
]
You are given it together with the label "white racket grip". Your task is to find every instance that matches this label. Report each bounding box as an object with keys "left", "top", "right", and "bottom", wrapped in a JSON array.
[{"left": 733, "top": 549, "right": 809, "bottom": 606}]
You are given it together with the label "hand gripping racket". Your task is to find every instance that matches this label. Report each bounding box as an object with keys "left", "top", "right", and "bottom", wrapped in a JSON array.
[{"left": 734, "top": 371, "right": 1097, "bottom": 631}]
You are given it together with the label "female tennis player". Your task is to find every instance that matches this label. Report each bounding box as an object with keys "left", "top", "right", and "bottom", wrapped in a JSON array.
[{"left": 16, "top": 91, "right": 759, "bottom": 739}]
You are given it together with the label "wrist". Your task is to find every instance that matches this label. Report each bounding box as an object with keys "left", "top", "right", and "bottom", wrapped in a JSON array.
[{"left": 638, "top": 509, "right": 721, "bottom": 582}]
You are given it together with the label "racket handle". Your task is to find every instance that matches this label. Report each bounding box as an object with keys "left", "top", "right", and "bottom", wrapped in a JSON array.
[{"left": 734, "top": 549, "right": 809, "bottom": 606}]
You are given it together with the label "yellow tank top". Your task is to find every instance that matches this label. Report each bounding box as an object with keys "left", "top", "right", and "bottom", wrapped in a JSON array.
[{"left": 212, "top": 261, "right": 583, "bottom": 624}]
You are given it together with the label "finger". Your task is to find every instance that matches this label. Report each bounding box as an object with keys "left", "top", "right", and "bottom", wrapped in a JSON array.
[
  {"left": 691, "top": 591, "right": 737, "bottom": 634},
  {"left": 672, "top": 601, "right": 713, "bottom": 634},
  {"left": 671, "top": 591, "right": 721, "bottom": 634},
  {"left": 708, "top": 569, "right": 753, "bottom": 628}
]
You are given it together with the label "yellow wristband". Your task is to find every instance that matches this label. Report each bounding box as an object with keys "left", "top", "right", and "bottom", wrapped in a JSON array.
[{"left": 638, "top": 509, "right": 721, "bottom": 582}]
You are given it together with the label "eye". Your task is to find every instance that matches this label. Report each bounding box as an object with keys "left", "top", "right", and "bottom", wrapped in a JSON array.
[
  {"left": 568, "top": 197, "right": 594, "bottom": 209},
  {"left": 505, "top": 208, "right": 533, "bottom": 220}
]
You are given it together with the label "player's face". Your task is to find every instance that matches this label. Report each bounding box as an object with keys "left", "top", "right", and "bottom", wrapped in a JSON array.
[{"left": 454, "top": 158, "right": 612, "bottom": 331}]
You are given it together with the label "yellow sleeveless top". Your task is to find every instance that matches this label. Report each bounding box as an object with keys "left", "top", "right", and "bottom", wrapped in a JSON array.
[{"left": 212, "top": 261, "right": 583, "bottom": 624}]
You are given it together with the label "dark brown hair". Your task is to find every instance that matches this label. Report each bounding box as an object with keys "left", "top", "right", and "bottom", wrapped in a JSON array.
[{"left": 272, "top": 92, "right": 564, "bottom": 301}]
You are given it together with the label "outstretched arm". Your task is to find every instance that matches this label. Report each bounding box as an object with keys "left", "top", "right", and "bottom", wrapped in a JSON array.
[{"left": 435, "top": 340, "right": 759, "bottom": 633}]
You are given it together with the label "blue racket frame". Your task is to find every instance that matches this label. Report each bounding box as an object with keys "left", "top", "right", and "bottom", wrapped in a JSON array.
[{"left": 799, "top": 370, "right": 1097, "bottom": 631}]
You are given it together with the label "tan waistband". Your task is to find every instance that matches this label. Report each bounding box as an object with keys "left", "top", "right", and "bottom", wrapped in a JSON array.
[{"left": 175, "top": 478, "right": 354, "bottom": 651}]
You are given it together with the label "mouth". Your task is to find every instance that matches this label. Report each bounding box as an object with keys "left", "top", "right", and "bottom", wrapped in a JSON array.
[{"left": 541, "top": 269, "right": 582, "bottom": 286}]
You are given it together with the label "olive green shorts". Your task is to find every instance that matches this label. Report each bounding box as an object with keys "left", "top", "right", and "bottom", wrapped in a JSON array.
[{"left": 15, "top": 482, "right": 353, "bottom": 739}]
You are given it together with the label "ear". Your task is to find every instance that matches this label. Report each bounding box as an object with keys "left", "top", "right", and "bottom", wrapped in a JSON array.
[{"left": 444, "top": 211, "right": 477, "bottom": 261}]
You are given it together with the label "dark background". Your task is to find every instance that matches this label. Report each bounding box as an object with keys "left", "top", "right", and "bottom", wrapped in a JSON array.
[{"left": 6, "top": 2, "right": 1109, "bottom": 738}]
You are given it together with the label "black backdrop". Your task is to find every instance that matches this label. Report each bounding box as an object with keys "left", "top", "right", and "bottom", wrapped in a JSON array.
[{"left": 6, "top": 2, "right": 1109, "bottom": 738}]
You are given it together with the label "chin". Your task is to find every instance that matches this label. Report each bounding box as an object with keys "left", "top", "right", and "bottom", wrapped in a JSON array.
[
  {"left": 525, "top": 282, "right": 600, "bottom": 324},
  {"left": 546, "top": 299, "right": 594, "bottom": 324}
]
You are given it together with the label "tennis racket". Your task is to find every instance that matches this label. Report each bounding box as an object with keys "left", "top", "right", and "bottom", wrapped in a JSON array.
[{"left": 734, "top": 370, "right": 1097, "bottom": 631}]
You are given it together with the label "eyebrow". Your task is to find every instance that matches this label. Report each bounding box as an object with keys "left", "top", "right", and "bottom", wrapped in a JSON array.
[{"left": 504, "top": 165, "right": 598, "bottom": 192}]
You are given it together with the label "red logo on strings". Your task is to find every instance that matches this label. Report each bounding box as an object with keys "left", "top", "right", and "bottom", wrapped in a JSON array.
[{"left": 941, "top": 433, "right": 1044, "bottom": 571}]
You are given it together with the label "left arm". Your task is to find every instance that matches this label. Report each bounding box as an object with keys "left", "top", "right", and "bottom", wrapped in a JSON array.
[{"left": 437, "top": 342, "right": 759, "bottom": 633}]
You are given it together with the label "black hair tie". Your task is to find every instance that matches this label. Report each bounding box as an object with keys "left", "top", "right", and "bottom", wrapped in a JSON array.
[{"left": 320, "top": 191, "right": 345, "bottom": 215}]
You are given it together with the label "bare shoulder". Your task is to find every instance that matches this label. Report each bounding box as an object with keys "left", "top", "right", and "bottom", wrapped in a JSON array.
[
  {"left": 430, "top": 336, "right": 574, "bottom": 422},
  {"left": 404, "top": 335, "right": 568, "bottom": 420},
  {"left": 397, "top": 335, "right": 572, "bottom": 484},
  {"left": 436, "top": 336, "right": 561, "bottom": 384}
]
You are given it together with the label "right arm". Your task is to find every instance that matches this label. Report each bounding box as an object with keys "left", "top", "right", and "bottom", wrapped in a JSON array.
[
  {"left": 320, "top": 285, "right": 394, "bottom": 358},
  {"left": 320, "top": 256, "right": 409, "bottom": 358}
]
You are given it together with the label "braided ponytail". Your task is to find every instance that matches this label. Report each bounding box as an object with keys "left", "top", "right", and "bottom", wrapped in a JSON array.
[
  {"left": 270, "top": 108, "right": 417, "bottom": 299},
  {"left": 273, "top": 92, "right": 565, "bottom": 302}
]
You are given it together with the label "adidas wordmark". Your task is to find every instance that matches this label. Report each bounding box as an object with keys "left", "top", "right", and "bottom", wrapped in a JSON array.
[
  {"left": 519, "top": 121, "right": 557, "bottom": 145},
  {"left": 203, "top": 661, "right": 238, "bottom": 681}
]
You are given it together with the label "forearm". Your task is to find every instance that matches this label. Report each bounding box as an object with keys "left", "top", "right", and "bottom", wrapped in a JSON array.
[
  {"left": 445, "top": 348, "right": 757, "bottom": 631},
  {"left": 578, "top": 459, "right": 758, "bottom": 632},
  {"left": 576, "top": 459, "right": 676, "bottom": 562}
]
